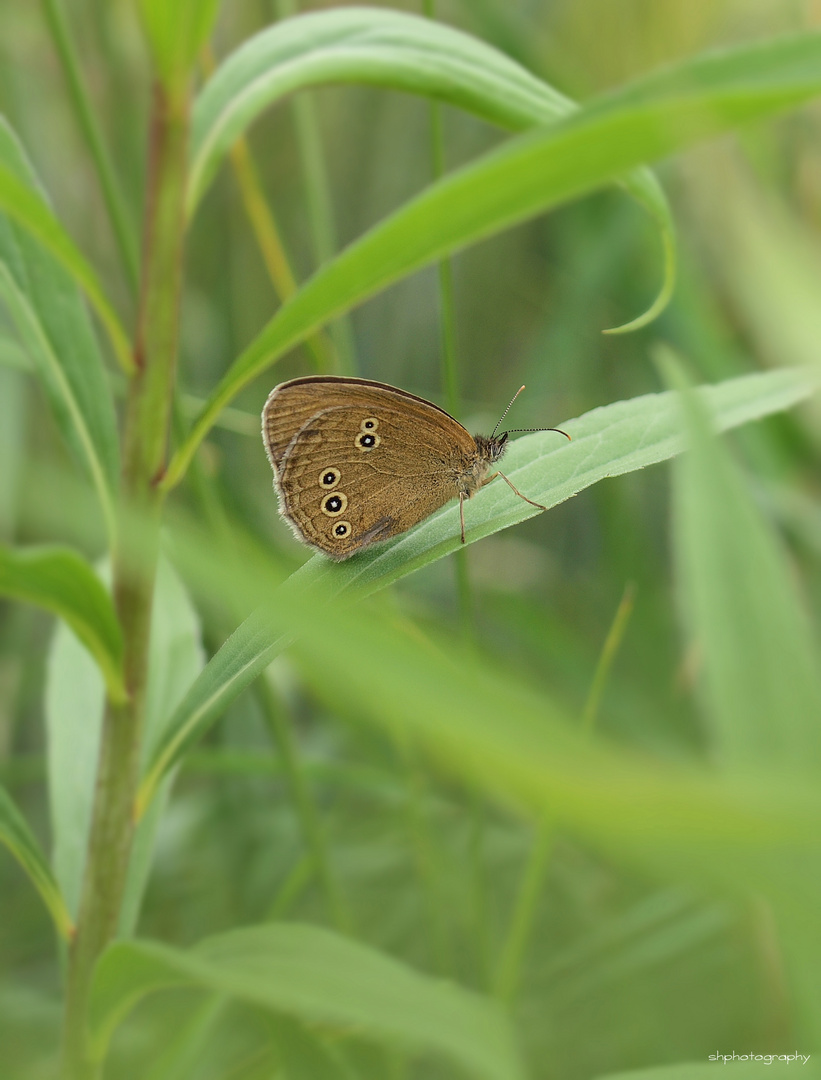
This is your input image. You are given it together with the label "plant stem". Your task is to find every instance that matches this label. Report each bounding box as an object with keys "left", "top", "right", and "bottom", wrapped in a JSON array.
[
  {"left": 41, "top": 0, "right": 139, "bottom": 294},
  {"left": 60, "top": 79, "right": 189, "bottom": 1079}
]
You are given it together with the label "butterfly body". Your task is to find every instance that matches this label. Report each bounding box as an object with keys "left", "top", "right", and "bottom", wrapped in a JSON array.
[{"left": 262, "top": 376, "right": 510, "bottom": 559}]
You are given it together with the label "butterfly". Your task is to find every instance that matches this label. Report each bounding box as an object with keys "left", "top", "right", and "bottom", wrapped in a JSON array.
[{"left": 262, "top": 376, "right": 569, "bottom": 559}]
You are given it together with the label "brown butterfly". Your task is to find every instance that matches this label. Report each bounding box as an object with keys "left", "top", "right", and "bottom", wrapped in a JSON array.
[{"left": 262, "top": 376, "right": 569, "bottom": 560}]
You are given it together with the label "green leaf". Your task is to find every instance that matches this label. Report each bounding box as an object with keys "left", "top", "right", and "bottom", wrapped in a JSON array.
[
  {"left": 139, "top": 367, "right": 819, "bottom": 811},
  {"left": 139, "top": 0, "right": 221, "bottom": 88},
  {"left": 0, "top": 160, "right": 133, "bottom": 373},
  {"left": 0, "top": 118, "right": 121, "bottom": 539},
  {"left": 0, "top": 782, "right": 73, "bottom": 940},
  {"left": 165, "top": 29, "right": 821, "bottom": 488},
  {"left": 88, "top": 923, "right": 524, "bottom": 1080},
  {"left": 46, "top": 556, "right": 203, "bottom": 923},
  {"left": 188, "top": 3, "right": 672, "bottom": 328},
  {"left": 665, "top": 352, "right": 821, "bottom": 767},
  {"left": 0, "top": 544, "right": 125, "bottom": 702}
]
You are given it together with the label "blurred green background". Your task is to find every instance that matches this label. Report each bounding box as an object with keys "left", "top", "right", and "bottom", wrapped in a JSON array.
[{"left": 1, "top": 1, "right": 821, "bottom": 1077}]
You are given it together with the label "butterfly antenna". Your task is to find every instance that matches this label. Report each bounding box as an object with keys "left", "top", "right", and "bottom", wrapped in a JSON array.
[
  {"left": 504, "top": 426, "right": 571, "bottom": 441},
  {"left": 491, "top": 385, "right": 527, "bottom": 438}
]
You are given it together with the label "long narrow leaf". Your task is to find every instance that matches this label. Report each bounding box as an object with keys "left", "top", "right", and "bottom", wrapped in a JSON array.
[
  {"left": 88, "top": 924, "right": 524, "bottom": 1080},
  {"left": 188, "top": 5, "right": 672, "bottom": 319},
  {"left": 140, "top": 367, "right": 819, "bottom": 810},
  {"left": 0, "top": 544, "right": 125, "bottom": 703},
  {"left": 165, "top": 30, "right": 821, "bottom": 489},
  {"left": 666, "top": 353, "right": 821, "bottom": 767},
  {"left": 0, "top": 162, "right": 133, "bottom": 372},
  {"left": 0, "top": 783, "right": 73, "bottom": 940},
  {"left": 0, "top": 118, "right": 121, "bottom": 538}
]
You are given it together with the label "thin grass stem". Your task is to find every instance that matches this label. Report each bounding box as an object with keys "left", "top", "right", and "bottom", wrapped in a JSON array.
[
  {"left": 274, "top": 0, "right": 357, "bottom": 375},
  {"left": 257, "top": 673, "right": 352, "bottom": 933},
  {"left": 581, "top": 581, "right": 637, "bottom": 733},
  {"left": 41, "top": 0, "right": 139, "bottom": 294}
]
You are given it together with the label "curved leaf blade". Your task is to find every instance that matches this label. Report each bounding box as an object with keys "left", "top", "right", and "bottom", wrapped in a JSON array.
[
  {"left": 0, "top": 782, "right": 73, "bottom": 940},
  {"left": 189, "top": 7, "right": 672, "bottom": 335},
  {"left": 0, "top": 544, "right": 125, "bottom": 703},
  {"left": 0, "top": 161, "right": 133, "bottom": 373},
  {"left": 189, "top": 7, "right": 660, "bottom": 217},
  {"left": 89, "top": 924, "right": 524, "bottom": 1080},
  {"left": 0, "top": 118, "right": 121, "bottom": 538},
  {"left": 167, "top": 30, "right": 821, "bottom": 488},
  {"left": 140, "top": 367, "right": 820, "bottom": 809}
]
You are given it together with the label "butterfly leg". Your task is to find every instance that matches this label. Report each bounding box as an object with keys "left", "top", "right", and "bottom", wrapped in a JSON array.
[
  {"left": 495, "top": 471, "right": 548, "bottom": 511},
  {"left": 459, "top": 492, "right": 466, "bottom": 544}
]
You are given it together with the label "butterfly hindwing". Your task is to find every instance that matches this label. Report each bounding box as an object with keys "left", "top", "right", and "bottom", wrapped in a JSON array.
[{"left": 276, "top": 398, "right": 475, "bottom": 558}]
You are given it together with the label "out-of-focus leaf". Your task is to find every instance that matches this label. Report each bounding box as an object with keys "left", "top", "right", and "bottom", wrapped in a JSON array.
[
  {"left": 0, "top": 783, "right": 73, "bottom": 940},
  {"left": 166, "top": 29, "right": 821, "bottom": 487},
  {"left": 139, "top": 0, "right": 221, "bottom": 88},
  {"left": 139, "top": 366, "right": 819, "bottom": 810},
  {"left": 0, "top": 118, "right": 120, "bottom": 539},
  {"left": 88, "top": 924, "right": 524, "bottom": 1080},
  {"left": 0, "top": 159, "right": 132, "bottom": 372},
  {"left": 189, "top": 5, "right": 672, "bottom": 332},
  {"left": 0, "top": 544, "right": 125, "bottom": 702},
  {"left": 665, "top": 353, "right": 821, "bottom": 767},
  {"left": 46, "top": 557, "right": 203, "bottom": 925}
]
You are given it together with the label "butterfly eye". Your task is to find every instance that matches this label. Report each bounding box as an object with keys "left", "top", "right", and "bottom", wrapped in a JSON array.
[
  {"left": 321, "top": 492, "right": 348, "bottom": 516},
  {"left": 332, "top": 521, "right": 351, "bottom": 538},
  {"left": 355, "top": 432, "right": 380, "bottom": 450},
  {"left": 319, "top": 468, "right": 340, "bottom": 488},
  {"left": 360, "top": 417, "right": 379, "bottom": 431}
]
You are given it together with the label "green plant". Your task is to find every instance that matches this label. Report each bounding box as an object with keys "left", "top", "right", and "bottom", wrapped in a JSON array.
[{"left": 1, "top": 3, "right": 820, "bottom": 1079}]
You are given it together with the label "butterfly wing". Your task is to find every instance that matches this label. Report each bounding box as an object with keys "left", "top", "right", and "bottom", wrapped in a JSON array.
[
  {"left": 265, "top": 384, "right": 477, "bottom": 558},
  {"left": 262, "top": 376, "right": 460, "bottom": 472}
]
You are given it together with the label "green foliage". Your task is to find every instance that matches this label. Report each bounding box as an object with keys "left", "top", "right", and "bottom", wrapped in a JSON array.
[
  {"left": 0, "top": 782, "right": 72, "bottom": 940},
  {"left": 664, "top": 352, "right": 821, "bottom": 767},
  {"left": 89, "top": 924, "right": 523, "bottom": 1079},
  {"left": 46, "top": 557, "right": 203, "bottom": 924},
  {"left": 139, "top": 365, "right": 817, "bottom": 813},
  {"left": 0, "top": 119, "right": 121, "bottom": 538},
  {"left": 0, "top": 545, "right": 125, "bottom": 702},
  {"left": 0, "top": 2, "right": 820, "bottom": 1079},
  {"left": 167, "top": 27, "right": 821, "bottom": 487}
]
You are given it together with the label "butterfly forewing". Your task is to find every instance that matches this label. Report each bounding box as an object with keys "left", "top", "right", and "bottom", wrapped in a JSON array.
[
  {"left": 266, "top": 383, "right": 478, "bottom": 558},
  {"left": 262, "top": 376, "right": 459, "bottom": 473}
]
